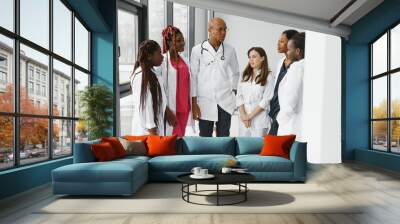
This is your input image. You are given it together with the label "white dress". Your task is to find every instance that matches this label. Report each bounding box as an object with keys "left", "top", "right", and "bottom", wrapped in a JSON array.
[
  {"left": 130, "top": 68, "right": 167, "bottom": 136},
  {"left": 236, "top": 70, "right": 275, "bottom": 136}
]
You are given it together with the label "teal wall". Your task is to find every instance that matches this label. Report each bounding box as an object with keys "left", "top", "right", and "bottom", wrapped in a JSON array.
[
  {"left": 0, "top": 0, "right": 116, "bottom": 200},
  {"left": 343, "top": 0, "right": 400, "bottom": 171}
]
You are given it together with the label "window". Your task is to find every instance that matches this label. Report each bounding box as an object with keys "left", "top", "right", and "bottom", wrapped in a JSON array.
[
  {"left": 29, "top": 67, "right": 34, "bottom": 80},
  {"left": 370, "top": 22, "right": 400, "bottom": 154},
  {"left": 0, "top": 1, "right": 91, "bottom": 170},
  {"left": 0, "top": 35, "right": 14, "bottom": 113},
  {"left": 20, "top": 0, "right": 49, "bottom": 49},
  {"left": 53, "top": 0, "right": 72, "bottom": 60},
  {"left": 42, "top": 85, "right": 46, "bottom": 97},
  {"left": 0, "top": 0, "right": 14, "bottom": 32},
  {"left": 36, "top": 84, "right": 41, "bottom": 95},
  {"left": 53, "top": 59, "right": 72, "bottom": 117},
  {"left": 75, "top": 18, "right": 89, "bottom": 70},
  {"left": 173, "top": 3, "right": 189, "bottom": 58},
  {"left": 148, "top": 0, "right": 165, "bottom": 47},
  {"left": 28, "top": 81, "right": 34, "bottom": 94}
]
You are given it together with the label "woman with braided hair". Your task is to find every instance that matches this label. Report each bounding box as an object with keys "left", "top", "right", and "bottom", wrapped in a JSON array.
[
  {"left": 157, "top": 25, "right": 194, "bottom": 136},
  {"left": 130, "top": 40, "right": 167, "bottom": 135}
]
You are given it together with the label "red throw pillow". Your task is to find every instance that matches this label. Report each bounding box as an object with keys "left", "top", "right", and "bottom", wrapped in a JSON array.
[
  {"left": 260, "top": 135, "right": 296, "bottom": 159},
  {"left": 91, "top": 142, "right": 117, "bottom": 162},
  {"left": 146, "top": 135, "right": 177, "bottom": 157},
  {"left": 101, "top": 137, "right": 127, "bottom": 158}
]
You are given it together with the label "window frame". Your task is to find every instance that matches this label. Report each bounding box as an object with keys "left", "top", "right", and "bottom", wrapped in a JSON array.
[
  {"left": 0, "top": 0, "right": 92, "bottom": 171},
  {"left": 370, "top": 20, "right": 400, "bottom": 154}
]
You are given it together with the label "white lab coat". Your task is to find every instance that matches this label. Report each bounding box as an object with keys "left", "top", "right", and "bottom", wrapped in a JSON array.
[
  {"left": 130, "top": 68, "right": 168, "bottom": 136},
  {"left": 276, "top": 59, "right": 304, "bottom": 141},
  {"left": 236, "top": 70, "right": 275, "bottom": 136},
  {"left": 190, "top": 41, "right": 240, "bottom": 121},
  {"left": 156, "top": 52, "right": 195, "bottom": 135}
]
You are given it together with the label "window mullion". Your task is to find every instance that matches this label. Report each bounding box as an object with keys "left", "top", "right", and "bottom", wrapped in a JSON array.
[
  {"left": 49, "top": 0, "right": 54, "bottom": 160},
  {"left": 14, "top": 0, "right": 21, "bottom": 167}
]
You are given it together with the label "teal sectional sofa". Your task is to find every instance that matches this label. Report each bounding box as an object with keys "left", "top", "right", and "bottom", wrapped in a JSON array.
[{"left": 52, "top": 137, "right": 307, "bottom": 196}]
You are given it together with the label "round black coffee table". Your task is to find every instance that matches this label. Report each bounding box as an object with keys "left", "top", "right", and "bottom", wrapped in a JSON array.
[{"left": 177, "top": 173, "right": 255, "bottom": 206}]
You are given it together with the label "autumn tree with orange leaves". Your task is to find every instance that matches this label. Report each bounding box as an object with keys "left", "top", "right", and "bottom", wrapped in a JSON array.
[{"left": 0, "top": 84, "right": 59, "bottom": 152}]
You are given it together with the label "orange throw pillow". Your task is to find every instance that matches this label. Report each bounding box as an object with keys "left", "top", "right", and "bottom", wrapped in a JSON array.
[
  {"left": 260, "top": 135, "right": 296, "bottom": 159},
  {"left": 124, "top": 135, "right": 148, "bottom": 141},
  {"left": 91, "top": 142, "right": 117, "bottom": 161},
  {"left": 101, "top": 137, "right": 127, "bottom": 158},
  {"left": 146, "top": 135, "right": 177, "bottom": 157}
]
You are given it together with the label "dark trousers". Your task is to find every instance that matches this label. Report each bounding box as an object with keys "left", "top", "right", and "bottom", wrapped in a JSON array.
[
  {"left": 199, "top": 105, "right": 231, "bottom": 137},
  {"left": 268, "top": 118, "right": 279, "bottom": 135}
]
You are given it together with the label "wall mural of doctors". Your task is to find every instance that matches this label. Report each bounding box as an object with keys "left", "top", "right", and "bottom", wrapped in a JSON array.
[
  {"left": 275, "top": 32, "right": 305, "bottom": 141},
  {"left": 129, "top": 24, "right": 306, "bottom": 139},
  {"left": 190, "top": 17, "right": 240, "bottom": 137},
  {"left": 157, "top": 25, "right": 194, "bottom": 137},
  {"left": 237, "top": 47, "right": 274, "bottom": 137},
  {"left": 130, "top": 40, "right": 169, "bottom": 136}
]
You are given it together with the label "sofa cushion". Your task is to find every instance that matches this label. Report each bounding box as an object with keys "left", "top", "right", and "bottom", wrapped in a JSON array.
[
  {"left": 91, "top": 142, "right": 118, "bottom": 161},
  {"left": 52, "top": 158, "right": 147, "bottom": 183},
  {"left": 118, "top": 138, "right": 147, "bottom": 156},
  {"left": 147, "top": 135, "right": 177, "bottom": 157},
  {"left": 148, "top": 154, "right": 235, "bottom": 172},
  {"left": 236, "top": 137, "right": 263, "bottom": 155},
  {"left": 179, "top": 137, "right": 235, "bottom": 155},
  {"left": 260, "top": 135, "right": 296, "bottom": 159},
  {"left": 236, "top": 155, "right": 293, "bottom": 172},
  {"left": 101, "top": 137, "right": 127, "bottom": 158}
]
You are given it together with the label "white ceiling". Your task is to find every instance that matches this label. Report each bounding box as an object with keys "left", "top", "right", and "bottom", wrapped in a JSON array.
[
  {"left": 170, "top": 0, "right": 384, "bottom": 37},
  {"left": 224, "top": 0, "right": 353, "bottom": 24}
]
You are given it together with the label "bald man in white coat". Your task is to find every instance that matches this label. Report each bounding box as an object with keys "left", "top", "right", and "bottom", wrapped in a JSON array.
[{"left": 190, "top": 17, "right": 240, "bottom": 137}]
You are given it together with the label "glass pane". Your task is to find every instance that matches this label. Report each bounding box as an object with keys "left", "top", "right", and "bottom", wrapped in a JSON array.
[
  {"left": 120, "top": 94, "right": 134, "bottom": 136},
  {"left": 53, "top": 59, "right": 72, "bottom": 117},
  {"left": 0, "top": 0, "right": 14, "bottom": 31},
  {"left": 53, "top": 119, "right": 72, "bottom": 157},
  {"left": 75, "top": 18, "right": 89, "bottom": 70},
  {"left": 118, "top": 9, "right": 138, "bottom": 84},
  {"left": 173, "top": 3, "right": 189, "bottom": 58},
  {"left": 372, "top": 33, "right": 387, "bottom": 76},
  {"left": 20, "top": 117, "right": 49, "bottom": 165},
  {"left": 148, "top": 0, "right": 165, "bottom": 47},
  {"left": 391, "top": 24, "right": 400, "bottom": 70},
  {"left": 372, "top": 121, "right": 388, "bottom": 151},
  {"left": 74, "top": 69, "right": 89, "bottom": 118},
  {"left": 0, "top": 35, "right": 14, "bottom": 113},
  {"left": 372, "top": 77, "right": 387, "bottom": 119},
  {"left": 20, "top": 0, "right": 49, "bottom": 49},
  {"left": 20, "top": 44, "right": 49, "bottom": 115},
  {"left": 75, "top": 120, "right": 88, "bottom": 143},
  {"left": 53, "top": 0, "right": 72, "bottom": 60},
  {"left": 0, "top": 116, "right": 14, "bottom": 170},
  {"left": 391, "top": 120, "right": 400, "bottom": 153},
  {"left": 391, "top": 72, "right": 400, "bottom": 118}
]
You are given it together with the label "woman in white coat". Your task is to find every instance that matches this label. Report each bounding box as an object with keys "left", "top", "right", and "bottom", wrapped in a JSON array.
[
  {"left": 268, "top": 29, "right": 299, "bottom": 135},
  {"left": 276, "top": 32, "right": 305, "bottom": 141},
  {"left": 130, "top": 40, "right": 167, "bottom": 135},
  {"left": 237, "top": 47, "right": 274, "bottom": 136},
  {"left": 157, "top": 25, "right": 194, "bottom": 136}
]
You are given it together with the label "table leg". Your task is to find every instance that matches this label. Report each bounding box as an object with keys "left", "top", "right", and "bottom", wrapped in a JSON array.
[
  {"left": 217, "top": 184, "right": 219, "bottom": 206},
  {"left": 245, "top": 183, "right": 247, "bottom": 201}
]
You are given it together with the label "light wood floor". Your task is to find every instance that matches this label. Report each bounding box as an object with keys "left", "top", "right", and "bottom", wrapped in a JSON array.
[{"left": 1, "top": 162, "right": 400, "bottom": 224}]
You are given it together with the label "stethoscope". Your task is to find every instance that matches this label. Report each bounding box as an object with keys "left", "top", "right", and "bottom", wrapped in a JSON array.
[{"left": 200, "top": 40, "right": 225, "bottom": 61}]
